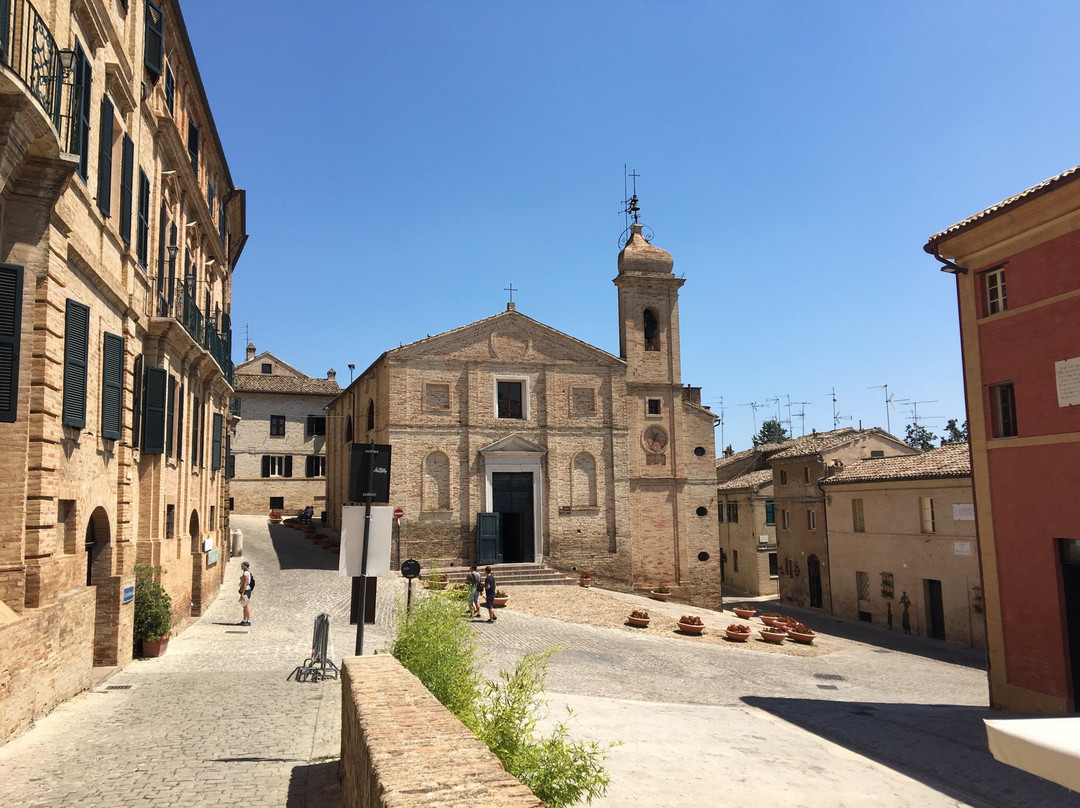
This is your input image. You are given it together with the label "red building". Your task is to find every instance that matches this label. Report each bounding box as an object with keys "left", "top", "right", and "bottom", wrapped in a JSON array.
[{"left": 926, "top": 167, "right": 1080, "bottom": 713}]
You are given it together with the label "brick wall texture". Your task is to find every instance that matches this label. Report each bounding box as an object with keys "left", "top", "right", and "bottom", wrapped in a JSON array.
[{"left": 340, "top": 656, "right": 544, "bottom": 808}]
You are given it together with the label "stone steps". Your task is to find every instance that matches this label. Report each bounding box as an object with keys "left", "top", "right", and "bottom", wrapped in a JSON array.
[{"left": 425, "top": 563, "right": 576, "bottom": 587}]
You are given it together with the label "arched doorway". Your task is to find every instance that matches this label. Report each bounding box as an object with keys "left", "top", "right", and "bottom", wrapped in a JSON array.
[
  {"left": 85, "top": 507, "right": 117, "bottom": 665},
  {"left": 807, "top": 554, "right": 823, "bottom": 608},
  {"left": 189, "top": 509, "right": 201, "bottom": 553}
]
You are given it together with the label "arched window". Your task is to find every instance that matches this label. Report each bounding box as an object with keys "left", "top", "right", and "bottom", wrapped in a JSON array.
[
  {"left": 643, "top": 308, "right": 660, "bottom": 351},
  {"left": 422, "top": 451, "right": 451, "bottom": 511},
  {"left": 366, "top": 399, "right": 375, "bottom": 431},
  {"left": 571, "top": 452, "right": 597, "bottom": 508}
]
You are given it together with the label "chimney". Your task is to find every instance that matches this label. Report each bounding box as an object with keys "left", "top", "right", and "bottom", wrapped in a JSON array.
[
  {"left": 723, "top": 445, "right": 734, "bottom": 458},
  {"left": 246, "top": 342, "right": 256, "bottom": 361},
  {"left": 327, "top": 369, "right": 336, "bottom": 382}
]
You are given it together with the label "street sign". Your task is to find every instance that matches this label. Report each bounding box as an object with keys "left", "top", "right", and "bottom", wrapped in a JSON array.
[
  {"left": 348, "top": 443, "right": 392, "bottom": 503},
  {"left": 400, "top": 559, "right": 420, "bottom": 579},
  {"left": 393, "top": 507, "right": 403, "bottom": 519}
]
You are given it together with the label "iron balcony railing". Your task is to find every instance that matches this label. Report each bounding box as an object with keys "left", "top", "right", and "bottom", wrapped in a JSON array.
[
  {"left": 0, "top": 0, "right": 73, "bottom": 149},
  {"left": 152, "top": 280, "right": 234, "bottom": 386}
]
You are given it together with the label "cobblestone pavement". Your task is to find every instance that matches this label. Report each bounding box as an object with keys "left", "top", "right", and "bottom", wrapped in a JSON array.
[{"left": 1, "top": 519, "right": 1078, "bottom": 807}]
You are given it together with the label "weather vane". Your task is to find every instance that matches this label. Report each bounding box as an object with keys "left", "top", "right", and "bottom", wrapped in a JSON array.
[{"left": 619, "top": 164, "right": 654, "bottom": 248}]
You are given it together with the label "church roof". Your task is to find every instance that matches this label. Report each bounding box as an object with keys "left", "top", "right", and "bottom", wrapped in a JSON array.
[
  {"left": 820, "top": 442, "right": 971, "bottom": 485},
  {"left": 618, "top": 223, "right": 674, "bottom": 275}
]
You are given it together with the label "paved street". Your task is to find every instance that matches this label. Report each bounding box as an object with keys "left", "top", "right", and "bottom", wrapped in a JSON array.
[{"left": 1, "top": 516, "right": 1077, "bottom": 807}]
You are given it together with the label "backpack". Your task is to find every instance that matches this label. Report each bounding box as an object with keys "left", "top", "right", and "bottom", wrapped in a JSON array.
[{"left": 246, "top": 571, "right": 255, "bottom": 594}]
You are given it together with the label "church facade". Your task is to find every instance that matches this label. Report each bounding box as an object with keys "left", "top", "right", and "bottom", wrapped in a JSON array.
[{"left": 325, "top": 224, "right": 719, "bottom": 605}]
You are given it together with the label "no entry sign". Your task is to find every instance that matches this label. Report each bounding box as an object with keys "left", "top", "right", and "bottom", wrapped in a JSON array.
[{"left": 393, "top": 507, "right": 403, "bottom": 519}]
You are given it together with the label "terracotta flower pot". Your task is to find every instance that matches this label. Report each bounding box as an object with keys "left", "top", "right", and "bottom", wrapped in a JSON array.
[
  {"left": 650, "top": 591, "right": 671, "bottom": 601},
  {"left": 758, "top": 629, "right": 788, "bottom": 644},
  {"left": 579, "top": 578, "right": 592, "bottom": 588},
  {"left": 733, "top": 608, "right": 756, "bottom": 619},
  {"left": 141, "top": 636, "right": 170, "bottom": 657},
  {"left": 760, "top": 615, "right": 783, "bottom": 627},
  {"left": 788, "top": 629, "right": 817, "bottom": 644},
  {"left": 627, "top": 615, "right": 651, "bottom": 628},
  {"left": 677, "top": 620, "right": 705, "bottom": 636},
  {"left": 493, "top": 596, "right": 509, "bottom": 607},
  {"left": 725, "top": 627, "right": 751, "bottom": 642}
]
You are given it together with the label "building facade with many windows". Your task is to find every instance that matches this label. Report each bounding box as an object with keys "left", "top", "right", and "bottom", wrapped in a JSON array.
[
  {"left": 926, "top": 166, "right": 1080, "bottom": 712},
  {"left": 229, "top": 346, "right": 339, "bottom": 516},
  {"left": 0, "top": 0, "right": 245, "bottom": 740}
]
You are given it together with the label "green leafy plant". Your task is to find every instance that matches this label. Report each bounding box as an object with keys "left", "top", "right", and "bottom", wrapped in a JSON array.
[
  {"left": 652, "top": 584, "right": 671, "bottom": 594},
  {"left": 630, "top": 609, "right": 650, "bottom": 619},
  {"left": 133, "top": 565, "right": 172, "bottom": 642},
  {"left": 679, "top": 615, "right": 703, "bottom": 626}
]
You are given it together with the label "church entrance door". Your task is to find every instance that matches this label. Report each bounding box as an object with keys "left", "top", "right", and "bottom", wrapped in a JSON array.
[{"left": 491, "top": 472, "right": 535, "bottom": 563}]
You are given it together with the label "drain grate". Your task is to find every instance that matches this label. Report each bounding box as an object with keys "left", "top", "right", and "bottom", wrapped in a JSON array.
[
  {"left": 225, "top": 630, "right": 247, "bottom": 634},
  {"left": 813, "top": 673, "right": 845, "bottom": 681},
  {"left": 105, "top": 685, "right": 132, "bottom": 690},
  {"left": 817, "top": 684, "right": 839, "bottom": 690}
]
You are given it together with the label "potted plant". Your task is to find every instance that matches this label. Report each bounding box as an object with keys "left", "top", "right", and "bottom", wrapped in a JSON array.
[
  {"left": 676, "top": 615, "right": 705, "bottom": 635},
  {"left": 787, "top": 622, "right": 817, "bottom": 644},
  {"left": 650, "top": 584, "right": 672, "bottom": 601},
  {"left": 425, "top": 572, "right": 450, "bottom": 590},
  {"left": 732, "top": 604, "right": 757, "bottom": 619},
  {"left": 268, "top": 509, "right": 283, "bottom": 524},
  {"left": 725, "top": 623, "right": 752, "bottom": 642},
  {"left": 627, "top": 608, "right": 651, "bottom": 628},
  {"left": 758, "top": 625, "right": 788, "bottom": 643},
  {"left": 579, "top": 569, "right": 593, "bottom": 587},
  {"left": 493, "top": 589, "right": 509, "bottom": 607},
  {"left": 134, "top": 564, "right": 172, "bottom": 657},
  {"left": 760, "top": 611, "right": 783, "bottom": 627}
]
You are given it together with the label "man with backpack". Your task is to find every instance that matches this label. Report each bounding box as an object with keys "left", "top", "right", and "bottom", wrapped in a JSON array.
[
  {"left": 238, "top": 561, "right": 254, "bottom": 626},
  {"left": 466, "top": 565, "right": 482, "bottom": 619}
]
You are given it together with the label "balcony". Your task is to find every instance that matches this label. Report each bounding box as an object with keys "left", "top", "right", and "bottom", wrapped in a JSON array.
[{"left": 149, "top": 280, "right": 234, "bottom": 386}]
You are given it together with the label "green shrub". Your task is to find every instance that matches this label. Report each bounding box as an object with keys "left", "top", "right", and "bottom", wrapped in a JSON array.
[{"left": 133, "top": 565, "right": 172, "bottom": 642}]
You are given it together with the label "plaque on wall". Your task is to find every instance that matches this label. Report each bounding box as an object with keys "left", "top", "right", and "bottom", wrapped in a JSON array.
[{"left": 642, "top": 425, "right": 668, "bottom": 454}]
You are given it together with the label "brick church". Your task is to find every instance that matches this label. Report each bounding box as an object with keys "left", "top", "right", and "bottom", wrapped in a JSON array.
[{"left": 325, "top": 223, "right": 719, "bottom": 605}]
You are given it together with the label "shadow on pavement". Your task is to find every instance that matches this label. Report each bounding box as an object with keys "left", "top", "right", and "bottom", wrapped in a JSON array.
[
  {"left": 745, "top": 597, "right": 987, "bottom": 670},
  {"left": 287, "top": 759, "right": 341, "bottom": 808},
  {"left": 743, "top": 696, "right": 1080, "bottom": 808},
  {"left": 268, "top": 523, "right": 340, "bottom": 572}
]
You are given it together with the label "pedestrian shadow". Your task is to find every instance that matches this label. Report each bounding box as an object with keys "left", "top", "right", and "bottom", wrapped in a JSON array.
[
  {"left": 286, "top": 759, "right": 341, "bottom": 807},
  {"left": 742, "top": 696, "right": 1080, "bottom": 808},
  {"left": 268, "top": 523, "right": 341, "bottom": 571}
]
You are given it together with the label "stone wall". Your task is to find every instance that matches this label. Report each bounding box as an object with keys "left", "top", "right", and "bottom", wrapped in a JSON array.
[{"left": 340, "top": 655, "right": 544, "bottom": 808}]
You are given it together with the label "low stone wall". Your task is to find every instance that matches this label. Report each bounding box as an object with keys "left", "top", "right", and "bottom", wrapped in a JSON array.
[{"left": 340, "top": 655, "right": 544, "bottom": 808}]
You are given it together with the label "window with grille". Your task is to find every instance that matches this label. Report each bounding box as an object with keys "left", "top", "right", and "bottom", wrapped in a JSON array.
[
  {"left": 880, "top": 572, "right": 895, "bottom": 599},
  {"left": 856, "top": 570, "right": 870, "bottom": 600}
]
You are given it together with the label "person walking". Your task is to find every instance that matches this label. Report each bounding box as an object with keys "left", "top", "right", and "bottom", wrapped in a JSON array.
[
  {"left": 238, "top": 561, "right": 253, "bottom": 626},
  {"left": 483, "top": 566, "right": 497, "bottom": 623},
  {"left": 466, "top": 565, "right": 482, "bottom": 619}
]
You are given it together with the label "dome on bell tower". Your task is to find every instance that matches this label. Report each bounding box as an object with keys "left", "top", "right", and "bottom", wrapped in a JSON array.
[{"left": 618, "top": 223, "right": 674, "bottom": 276}]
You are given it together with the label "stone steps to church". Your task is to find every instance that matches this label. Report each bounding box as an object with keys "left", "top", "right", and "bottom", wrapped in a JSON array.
[{"left": 418, "top": 563, "right": 576, "bottom": 587}]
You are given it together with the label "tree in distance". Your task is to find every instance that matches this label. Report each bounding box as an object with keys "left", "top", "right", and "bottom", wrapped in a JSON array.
[
  {"left": 940, "top": 418, "right": 969, "bottom": 445},
  {"left": 904, "top": 423, "right": 937, "bottom": 451},
  {"left": 753, "top": 418, "right": 790, "bottom": 446}
]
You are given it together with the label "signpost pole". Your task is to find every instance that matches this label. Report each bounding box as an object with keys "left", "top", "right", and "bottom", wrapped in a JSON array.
[{"left": 355, "top": 442, "right": 376, "bottom": 656}]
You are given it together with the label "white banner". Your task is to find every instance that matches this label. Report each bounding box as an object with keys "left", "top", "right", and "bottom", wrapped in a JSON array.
[{"left": 339, "top": 505, "right": 393, "bottom": 577}]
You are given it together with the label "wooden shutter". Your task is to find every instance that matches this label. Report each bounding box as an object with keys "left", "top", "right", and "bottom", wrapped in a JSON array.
[
  {"left": 62, "top": 300, "right": 89, "bottom": 428},
  {"left": 261, "top": 455, "right": 270, "bottom": 478},
  {"left": 100, "top": 332, "right": 124, "bottom": 440},
  {"left": 74, "top": 42, "right": 91, "bottom": 179},
  {"left": 224, "top": 436, "right": 234, "bottom": 479},
  {"left": 144, "top": 1, "right": 164, "bottom": 81},
  {"left": 306, "top": 455, "right": 314, "bottom": 478},
  {"left": 165, "top": 374, "right": 175, "bottom": 456},
  {"left": 191, "top": 395, "right": 200, "bottom": 465},
  {"left": 198, "top": 400, "right": 205, "bottom": 467},
  {"left": 131, "top": 354, "right": 143, "bottom": 444},
  {"left": 142, "top": 366, "right": 167, "bottom": 453},
  {"left": 0, "top": 0, "right": 10, "bottom": 58},
  {"left": 96, "top": 97, "right": 114, "bottom": 216},
  {"left": 164, "top": 65, "right": 174, "bottom": 113},
  {"left": 137, "top": 170, "right": 150, "bottom": 267},
  {"left": 0, "top": 264, "right": 23, "bottom": 422},
  {"left": 187, "top": 121, "right": 199, "bottom": 176},
  {"left": 211, "top": 412, "right": 223, "bottom": 470},
  {"left": 119, "top": 135, "right": 134, "bottom": 244},
  {"left": 176, "top": 383, "right": 184, "bottom": 460},
  {"left": 284, "top": 455, "right": 293, "bottom": 478}
]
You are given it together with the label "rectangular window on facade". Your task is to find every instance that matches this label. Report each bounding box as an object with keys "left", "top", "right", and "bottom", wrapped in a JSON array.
[
  {"left": 136, "top": 170, "right": 150, "bottom": 267},
  {"left": 985, "top": 266, "right": 1007, "bottom": 315},
  {"left": 96, "top": 97, "right": 114, "bottom": 217},
  {"left": 144, "top": 1, "right": 164, "bottom": 81},
  {"left": 807, "top": 509, "right": 817, "bottom": 530},
  {"left": 803, "top": 466, "right": 810, "bottom": 483},
  {"left": 72, "top": 42, "right": 91, "bottom": 180},
  {"left": 176, "top": 383, "right": 184, "bottom": 461},
  {"left": 852, "top": 498, "right": 865, "bottom": 532},
  {"left": 142, "top": 366, "right": 167, "bottom": 453},
  {"left": 198, "top": 400, "right": 206, "bottom": 467},
  {"left": 726, "top": 501, "right": 739, "bottom": 524},
  {"left": 990, "top": 383, "right": 1017, "bottom": 437},
  {"left": 211, "top": 412, "right": 223, "bottom": 470},
  {"left": 733, "top": 550, "right": 739, "bottom": 573},
  {"left": 780, "top": 469, "right": 788, "bottom": 485},
  {"left": 187, "top": 121, "right": 200, "bottom": 176},
  {"left": 782, "top": 509, "right": 790, "bottom": 530},
  {"left": 497, "top": 380, "right": 523, "bottom": 419},
  {"left": 0, "top": 264, "right": 24, "bottom": 423},
  {"left": 165, "top": 503, "right": 174, "bottom": 539},
  {"left": 262, "top": 455, "right": 292, "bottom": 478},
  {"left": 765, "top": 499, "right": 775, "bottom": 526},
  {"left": 218, "top": 198, "right": 226, "bottom": 244},
  {"left": 880, "top": 572, "right": 895, "bottom": 599},
  {"left": 191, "top": 395, "right": 200, "bottom": 465},
  {"left": 119, "top": 135, "right": 134, "bottom": 244},
  {"left": 100, "top": 333, "right": 124, "bottom": 440},
  {"left": 228, "top": 497, "right": 234, "bottom": 511},
  {"left": 647, "top": 398, "right": 661, "bottom": 415},
  {"left": 306, "top": 415, "right": 326, "bottom": 436},
  {"left": 768, "top": 552, "right": 779, "bottom": 577},
  {"left": 207, "top": 180, "right": 215, "bottom": 218},
  {"left": 920, "top": 496, "right": 936, "bottom": 534},
  {"left": 270, "top": 414, "right": 285, "bottom": 436},
  {"left": 62, "top": 300, "right": 90, "bottom": 428},
  {"left": 261, "top": 363, "right": 272, "bottom": 374},
  {"left": 856, "top": 570, "right": 871, "bottom": 601},
  {"left": 165, "top": 375, "right": 175, "bottom": 456},
  {"left": 269, "top": 496, "right": 284, "bottom": 511},
  {"left": 785, "top": 558, "right": 793, "bottom": 576},
  {"left": 306, "top": 455, "right": 326, "bottom": 477},
  {"left": 164, "top": 64, "right": 174, "bottom": 113}
]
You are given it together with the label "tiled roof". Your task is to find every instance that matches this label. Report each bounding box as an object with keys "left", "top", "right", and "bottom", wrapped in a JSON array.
[
  {"left": 924, "top": 165, "right": 1080, "bottom": 249},
  {"left": 233, "top": 375, "right": 340, "bottom": 396},
  {"left": 821, "top": 442, "right": 971, "bottom": 485},
  {"left": 716, "top": 469, "right": 773, "bottom": 492},
  {"left": 764, "top": 428, "right": 862, "bottom": 460},
  {"left": 715, "top": 446, "right": 759, "bottom": 470}
]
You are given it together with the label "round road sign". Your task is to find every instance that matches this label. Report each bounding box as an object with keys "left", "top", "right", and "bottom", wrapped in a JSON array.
[
  {"left": 393, "top": 507, "right": 404, "bottom": 519},
  {"left": 400, "top": 559, "right": 421, "bottom": 579}
]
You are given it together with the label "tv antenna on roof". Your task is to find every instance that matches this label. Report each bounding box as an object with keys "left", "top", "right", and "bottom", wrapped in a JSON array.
[
  {"left": 619, "top": 164, "right": 654, "bottom": 248},
  {"left": 740, "top": 401, "right": 763, "bottom": 434},
  {"left": 827, "top": 387, "right": 852, "bottom": 429}
]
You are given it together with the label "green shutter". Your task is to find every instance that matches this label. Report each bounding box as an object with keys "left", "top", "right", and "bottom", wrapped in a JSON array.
[
  {"left": 225, "top": 436, "right": 234, "bottom": 479},
  {"left": 165, "top": 374, "right": 175, "bottom": 457},
  {"left": 144, "top": 1, "right": 164, "bottom": 81},
  {"left": 191, "top": 395, "right": 200, "bottom": 466},
  {"left": 119, "top": 135, "right": 134, "bottom": 244},
  {"left": 0, "top": 264, "right": 23, "bottom": 422},
  {"left": 142, "top": 366, "right": 166, "bottom": 453},
  {"left": 131, "top": 354, "right": 143, "bottom": 444},
  {"left": 261, "top": 455, "right": 270, "bottom": 478},
  {"left": 211, "top": 412, "right": 223, "bottom": 470},
  {"left": 164, "top": 65, "right": 174, "bottom": 113},
  {"left": 96, "top": 97, "right": 114, "bottom": 216},
  {"left": 62, "top": 300, "right": 89, "bottom": 428},
  {"left": 765, "top": 500, "right": 775, "bottom": 526},
  {"left": 187, "top": 121, "right": 199, "bottom": 176},
  {"left": 73, "top": 43, "right": 91, "bottom": 179},
  {"left": 136, "top": 170, "right": 150, "bottom": 267},
  {"left": 100, "top": 332, "right": 124, "bottom": 440},
  {"left": 284, "top": 455, "right": 292, "bottom": 478},
  {"left": 176, "top": 383, "right": 184, "bottom": 461}
]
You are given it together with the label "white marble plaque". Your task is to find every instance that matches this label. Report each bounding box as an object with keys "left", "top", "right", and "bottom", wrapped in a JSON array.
[
  {"left": 1056, "top": 356, "right": 1080, "bottom": 407},
  {"left": 953, "top": 503, "right": 975, "bottom": 521},
  {"left": 954, "top": 540, "right": 973, "bottom": 556}
]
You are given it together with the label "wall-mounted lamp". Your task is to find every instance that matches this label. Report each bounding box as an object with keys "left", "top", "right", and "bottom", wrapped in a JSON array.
[
  {"left": 166, "top": 245, "right": 179, "bottom": 261},
  {"left": 57, "top": 48, "right": 75, "bottom": 75}
]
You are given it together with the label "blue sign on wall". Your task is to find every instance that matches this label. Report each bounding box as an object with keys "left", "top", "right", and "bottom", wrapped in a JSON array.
[
  {"left": 206, "top": 548, "right": 220, "bottom": 566},
  {"left": 122, "top": 585, "right": 134, "bottom": 604}
]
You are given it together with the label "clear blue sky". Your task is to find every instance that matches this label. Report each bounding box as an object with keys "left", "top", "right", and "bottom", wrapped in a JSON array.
[{"left": 184, "top": 1, "right": 1080, "bottom": 452}]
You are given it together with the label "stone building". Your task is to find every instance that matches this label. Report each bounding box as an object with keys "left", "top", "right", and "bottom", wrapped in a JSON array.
[
  {"left": 820, "top": 443, "right": 983, "bottom": 648},
  {"left": 715, "top": 445, "right": 785, "bottom": 596},
  {"left": 325, "top": 223, "right": 719, "bottom": 605},
  {"left": 230, "top": 345, "right": 339, "bottom": 516},
  {"left": 0, "top": 0, "right": 245, "bottom": 740},
  {"left": 927, "top": 165, "right": 1080, "bottom": 713},
  {"left": 770, "top": 428, "right": 915, "bottom": 611}
]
